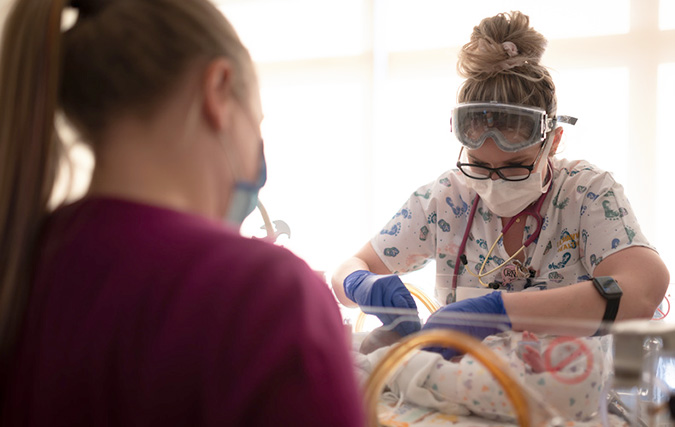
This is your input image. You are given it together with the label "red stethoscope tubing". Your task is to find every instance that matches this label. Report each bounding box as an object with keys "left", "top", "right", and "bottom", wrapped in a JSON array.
[{"left": 451, "top": 179, "right": 552, "bottom": 293}]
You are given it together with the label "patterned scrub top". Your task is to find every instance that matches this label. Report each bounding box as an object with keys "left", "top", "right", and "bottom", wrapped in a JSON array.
[{"left": 371, "top": 157, "right": 654, "bottom": 305}]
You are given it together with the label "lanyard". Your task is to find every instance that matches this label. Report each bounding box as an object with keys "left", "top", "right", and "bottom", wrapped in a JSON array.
[{"left": 451, "top": 182, "right": 552, "bottom": 293}]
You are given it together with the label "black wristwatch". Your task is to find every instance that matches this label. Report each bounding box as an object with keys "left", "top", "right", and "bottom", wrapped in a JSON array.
[{"left": 592, "top": 276, "right": 622, "bottom": 335}]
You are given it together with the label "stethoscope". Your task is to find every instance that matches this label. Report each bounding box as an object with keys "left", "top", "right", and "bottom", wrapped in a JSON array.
[{"left": 451, "top": 171, "right": 553, "bottom": 294}]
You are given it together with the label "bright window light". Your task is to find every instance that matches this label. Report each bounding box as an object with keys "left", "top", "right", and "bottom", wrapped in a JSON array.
[
  {"left": 372, "top": 73, "right": 462, "bottom": 225},
  {"left": 384, "top": 0, "right": 629, "bottom": 52},
  {"left": 552, "top": 67, "right": 630, "bottom": 183},
  {"left": 217, "top": 0, "right": 366, "bottom": 62},
  {"left": 655, "top": 63, "right": 675, "bottom": 274},
  {"left": 661, "top": 0, "right": 675, "bottom": 29},
  {"left": 240, "top": 71, "right": 371, "bottom": 271}
]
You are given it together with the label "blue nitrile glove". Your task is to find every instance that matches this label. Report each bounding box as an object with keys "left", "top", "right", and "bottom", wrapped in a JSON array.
[
  {"left": 344, "top": 270, "right": 421, "bottom": 336},
  {"left": 422, "top": 291, "right": 511, "bottom": 360}
]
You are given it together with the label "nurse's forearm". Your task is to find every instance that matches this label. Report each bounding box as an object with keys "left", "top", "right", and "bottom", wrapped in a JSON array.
[
  {"left": 331, "top": 257, "right": 369, "bottom": 307},
  {"left": 502, "top": 246, "right": 669, "bottom": 335},
  {"left": 501, "top": 281, "right": 605, "bottom": 335},
  {"left": 331, "top": 242, "right": 394, "bottom": 307}
]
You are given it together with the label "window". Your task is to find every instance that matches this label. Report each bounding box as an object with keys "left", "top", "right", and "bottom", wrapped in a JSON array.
[
  {"left": 661, "top": 0, "right": 675, "bottom": 29},
  {"left": 221, "top": 0, "right": 674, "bottom": 300}
]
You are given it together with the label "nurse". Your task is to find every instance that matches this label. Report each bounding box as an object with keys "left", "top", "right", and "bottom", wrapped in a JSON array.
[
  {"left": 332, "top": 11, "right": 669, "bottom": 344},
  {"left": 0, "top": 0, "right": 364, "bottom": 425}
]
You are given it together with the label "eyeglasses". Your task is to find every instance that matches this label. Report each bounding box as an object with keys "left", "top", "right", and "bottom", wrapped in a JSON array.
[
  {"left": 456, "top": 144, "right": 545, "bottom": 182},
  {"left": 451, "top": 101, "right": 577, "bottom": 153}
]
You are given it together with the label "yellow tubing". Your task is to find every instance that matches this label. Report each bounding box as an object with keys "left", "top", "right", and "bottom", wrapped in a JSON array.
[
  {"left": 354, "top": 283, "right": 441, "bottom": 333},
  {"left": 363, "top": 329, "right": 530, "bottom": 427}
]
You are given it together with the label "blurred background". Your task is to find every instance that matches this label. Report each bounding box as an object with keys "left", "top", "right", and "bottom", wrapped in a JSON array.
[
  {"left": 0, "top": 0, "right": 673, "bottom": 305},
  {"left": 220, "top": 0, "right": 675, "bottom": 294}
]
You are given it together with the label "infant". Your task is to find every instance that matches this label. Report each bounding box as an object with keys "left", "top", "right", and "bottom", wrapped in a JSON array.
[{"left": 354, "top": 330, "right": 611, "bottom": 423}]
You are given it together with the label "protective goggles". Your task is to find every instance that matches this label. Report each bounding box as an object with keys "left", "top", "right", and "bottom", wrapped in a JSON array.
[{"left": 450, "top": 102, "right": 577, "bottom": 152}]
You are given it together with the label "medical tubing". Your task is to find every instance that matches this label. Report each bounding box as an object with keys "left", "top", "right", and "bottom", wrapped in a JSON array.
[
  {"left": 363, "top": 329, "right": 531, "bottom": 427},
  {"left": 405, "top": 283, "right": 442, "bottom": 314},
  {"left": 256, "top": 200, "right": 275, "bottom": 240},
  {"left": 354, "top": 283, "right": 441, "bottom": 333}
]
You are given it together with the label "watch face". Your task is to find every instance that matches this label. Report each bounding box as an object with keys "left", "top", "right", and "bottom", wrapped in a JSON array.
[
  {"left": 604, "top": 282, "right": 622, "bottom": 297},
  {"left": 594, "top": 276, "right": 623, "bottom": 298}
]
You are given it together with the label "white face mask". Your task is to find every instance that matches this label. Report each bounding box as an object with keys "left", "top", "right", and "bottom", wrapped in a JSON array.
[{"left": 464, "top": 135, "right": 553, "bottom": 218}]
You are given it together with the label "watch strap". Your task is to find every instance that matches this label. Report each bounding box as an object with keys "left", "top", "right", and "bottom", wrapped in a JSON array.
[
  {"left": 593, "top": 276, "right": 622, "bottom": 335},
  {"left": 602, "top": 296, "right": 621, "bottom": 323}
]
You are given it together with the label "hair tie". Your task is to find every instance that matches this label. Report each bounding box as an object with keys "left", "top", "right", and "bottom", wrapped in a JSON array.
[{"left": 502, "top": 41, "right": 518, "bottom": 57}]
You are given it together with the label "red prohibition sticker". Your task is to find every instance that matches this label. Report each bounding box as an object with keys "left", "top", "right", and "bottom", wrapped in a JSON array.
[
  {"left": 543, "top": 337, "right": 593, "bottom": 385},
  {"left": 652, "top": 295, "right": 670, "bottom": 321}
]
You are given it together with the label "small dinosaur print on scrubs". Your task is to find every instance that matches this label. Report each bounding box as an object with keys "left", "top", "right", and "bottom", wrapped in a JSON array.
[
  {"left": 371, "top": 157, "right": 654, "bottom": 304},
  {"left": 414, "top": 189, "right": 431, "bottom": 199},
  {"left": 586, "top": 192, "right": 600, "bottom": 201},
  {"left": 590, "top": 254, "right": 603, "bottom": 267},
  {"left": 384, "top": 247, "right": 399, "bottom": 257},
  {"left": 624, "top": 226, "right": 635, "bottom": 244},
  {"left": 419, "top": 225, "right": 429, "bottom": 241},
  {"left": 477, "top": 207, "right": 492, "bottom": 222},
  {"left": 551, "top": 190, "right": 569, "bottom": 209},
  {"left": 437, "top": 219, "right": 451, "bottom": 232}
]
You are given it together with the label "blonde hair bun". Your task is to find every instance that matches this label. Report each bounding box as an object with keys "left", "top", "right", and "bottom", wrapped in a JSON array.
[
  {"left": 458, "top": 11, "right": 548, "bottom": 80},
  {"left": 456, "top": 11, "right": 556, "bottom": 115}
]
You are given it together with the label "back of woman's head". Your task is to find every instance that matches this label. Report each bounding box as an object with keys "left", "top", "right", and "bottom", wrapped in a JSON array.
[
  {"left": 62, "top": 0, "right": 257, "bottom": 140},
  {"left": 457, "top": 11, "right": 556, "bottom": 116},
  {"left": 0, "top": 0, "right": 255, "bottom": 387}
]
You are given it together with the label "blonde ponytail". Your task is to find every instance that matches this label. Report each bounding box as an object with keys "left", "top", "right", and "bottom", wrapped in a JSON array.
[{"left": 0, "top": 0, "right": 66, "bottom": 381}]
